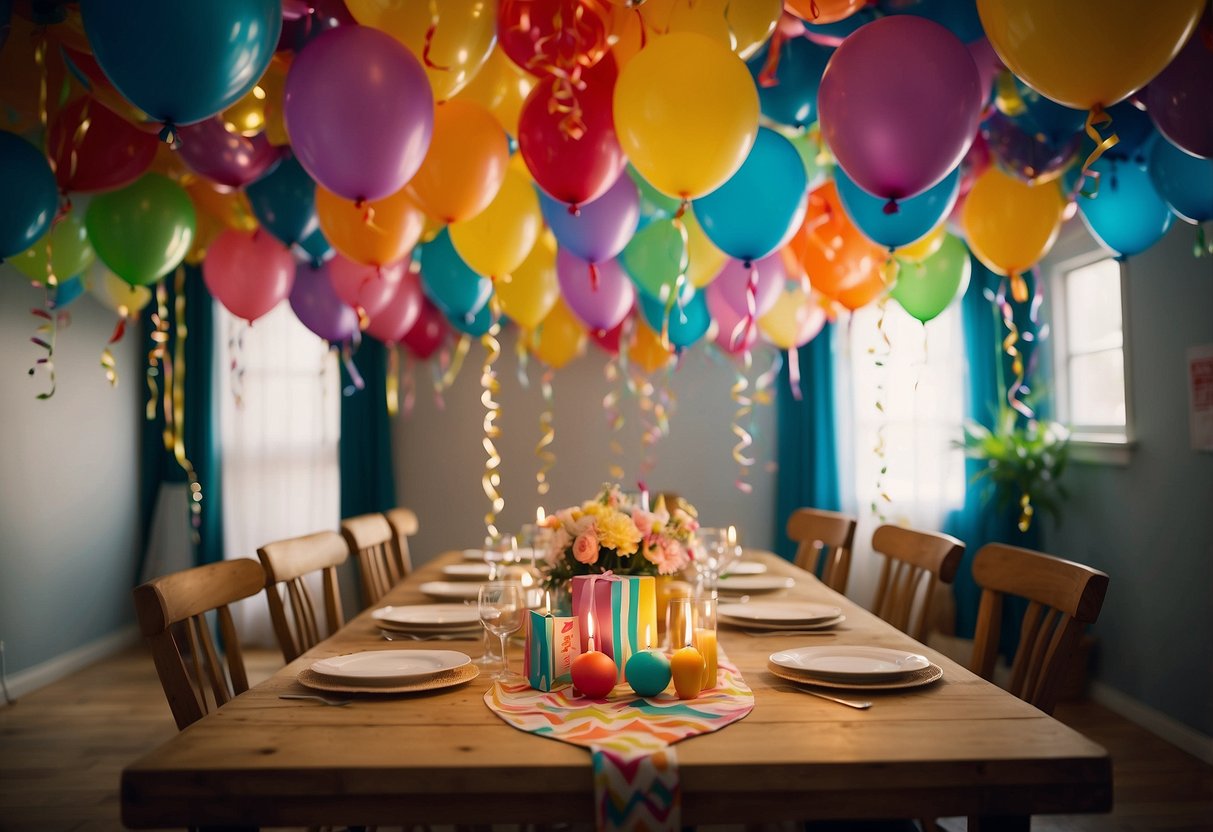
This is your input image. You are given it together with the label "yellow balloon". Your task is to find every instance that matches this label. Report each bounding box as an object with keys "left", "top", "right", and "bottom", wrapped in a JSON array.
[
  {"left": 895, "top": 223, "right": 946, "bottom": 264},
  {"left": 531, "top": 300, "right": 587, "bottom": 370},
  {"left": 628, "top": 319, "right": 674, "bottom": 374},
  {"left": 346, "top": 0, "right": 497, "bottom": 101},
  {"left": 495, "top": 230, "right": 558, "bottom": 330},
  {"left": 260, "top": 58, "right": 291, "bottom": 146},
  {"left": 977, "top": 0, "right": 1204, "bottom": 109},
  {"left": 221, "top": 84, "right": 267, "bottom": 137},
  {"left": 186, "top": 209, "right": 225, "bottom": 266},
  {"left": 962, "top": 167, "right": 1063, "bottom": 277},
  {"left": 759, "top": 279, "right": 824, "bottom": 351},
  {"left": 449, "top": 168, "right": 542, "bottom": 279},
  {"left": 642, "top": 0, "right": 780, "bottom": 60},
  {"left": 87, "top": 267, "right": 152, "bottom": 316},
  {"left": 614, "top": 32, "right": 759, "bottom": 200},
  {"left": 684, "top": 212, "right": 727, "bottom": 289},
  {"left": 420, "top": 214, "right": 445, "bottom": 244},
  {"left": 454, "top": 46, "right": 534, "bottom": 138}
]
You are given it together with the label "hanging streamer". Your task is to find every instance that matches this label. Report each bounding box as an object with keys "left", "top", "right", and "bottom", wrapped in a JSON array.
[
  {"left": 402, "top": 352, "right": 416, "bottom": 417},
  {"left": 536, "top": 368, "right": 556, "bottom": 496},
  {"left": 439, "top": 333, "right": 472, "bottom": 390},
  {"left": 996, "top": 279, "right": 1034, "bottom": 420},
  {"left": 1078, "top": 106, "right": 1120, "bottom": 199},
  {"left": 515, "top": 335, "right": 531, "bottom": 389},
  {"left": 340, "top": 335, "right": 365, "bottom": 396},
  {"left": 147, "top": 282, "right": 171, "bottom": 419},
  {"left": 168, "top": 267, "right": 203, "bottom": 543},
  {"left": 603, "top": 358, "right": 626, "bottom": 481},
  {"left": 869, "top": 297, "right": 892, "bottom": 520},
  {"left": 422, "top": 0, "right": 453, "bottom": 71},
  {"left": 227, "top": 317, "right": 247, "bottom": 410},
  {"left": 481, "top": 322, "right": 505, "bottom": 539},
  {"left": 787, "top": 347, "right": 802, "bottom": 401},
  {"left": 386, "top": 343, "right": 400, "bottom": 416},
  {"left": 730, "top": 351, "right": 755, "bottom": 494}
]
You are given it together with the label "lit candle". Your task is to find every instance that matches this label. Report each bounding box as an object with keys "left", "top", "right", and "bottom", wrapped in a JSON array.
[
  {"left": 536, "top": 506, "right": 546, "bottom": 524},
  {"left": 571, "top": 602, "right": 617, "bottom": 698},
  {"left": 727, "top": 525, "right": 737, "bottom": 547},
  {"left": 669, "top": 602, "right": 704, "bottom": 699},
  {"left": 625, "top": 624, "right": 671, "bottom": 698},
  {"left": 545, "top": 589, "right": 552, "bottom": 615}
]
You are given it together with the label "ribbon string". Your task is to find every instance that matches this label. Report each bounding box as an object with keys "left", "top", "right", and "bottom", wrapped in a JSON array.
[
  {"left": 730, "top": 351, "right": 755, "bottom": 494},
  {"left": 869, "top": 298, "right": 892, "bottom": 520},
  {"left": 997, "top": 279, "right": 1034, "bottom": 421},
  {"left": 603, "top": 357, "right": 626, "bottom": 482},
  {"left": 1078, "top": 106, "right": 1120, "bottom": 198},
  {"left": 386, "top": 343, "right": 400, "bottom": 417},
  {"left": 536, "top": 368, "right": 556, "bottom": 497},
  {"left": 481, "top": 324, "right": 505, "bottom": 540}
]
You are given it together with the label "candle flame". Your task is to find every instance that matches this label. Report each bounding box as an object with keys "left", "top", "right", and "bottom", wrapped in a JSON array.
[
  {"left": 645, "top": 622, "right": 653, "bottom": 650},
  {"left": 536, "top": 506, "right": 546, "bottom": 524},
  {"left": 586, "top": 601, "right": 596, "bottom": 651},
  {"left": 545, "top": 589, "right": 552, "bottom": 614},
  {"left": 727, "top": 525, "right": 737, "bottom": 546}
]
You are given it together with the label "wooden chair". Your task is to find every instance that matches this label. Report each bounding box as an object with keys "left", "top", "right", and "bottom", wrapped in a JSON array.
[
  {"left": 971, "top": 543, "right": 1109, "bottom": 716},
  {"left": 870, "top": 524, "right": 964, "bottom": 643},
  {"left": 383, "top": 506, "right": 419, "bottom": 578},
  {"left": 340, "top": 513, "right": 401, "bottom": 609},
  {"left": 132, "top": 558, "right": 266, "bottom": 732},
  {"left": 257, "top": 531, "right": 350, "bottom": 663},
  {"left": 786, "top": 508, "right": 858, "bottom": 594}
]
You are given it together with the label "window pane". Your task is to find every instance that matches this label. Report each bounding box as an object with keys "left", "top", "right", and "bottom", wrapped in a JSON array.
[
  {"left": 1065, "top": 258, "right": 1122, "bottom": 351},
  {"left": 1069, "top": 349, "right": 1126, "bottom": 426}
]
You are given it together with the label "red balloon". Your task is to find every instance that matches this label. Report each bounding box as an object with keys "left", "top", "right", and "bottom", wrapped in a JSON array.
[
  {"left": 366, "top": 270, "right": 423, "bottom": 344},
  {"left": 327, "top": 253, "right": 406, "bottom": 318},
  {"left": 48, "top": 96, "right": 158, "bottom": 193},
  {"left": 402, "top": 297, "right": 450, "bottom": 360},
  {"left": 498, "top": 0, "right": 611, "bottom": 79},
  {"left": 589, "top": 317, "right": 625, "bottom": 356},
  {"left": 518, "top": 55, "right": 623, "bottom": 207},
  {"left": 177, "top": 118, "right": 283, "bottom": 191},
  {"left": 203, "top": 229, "right": 297, "bottom": 323}
]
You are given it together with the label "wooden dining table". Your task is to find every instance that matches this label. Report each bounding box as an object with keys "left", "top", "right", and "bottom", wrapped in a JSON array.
[{"left": 121, "top": 550, "right": 1111, "bottom": 829}]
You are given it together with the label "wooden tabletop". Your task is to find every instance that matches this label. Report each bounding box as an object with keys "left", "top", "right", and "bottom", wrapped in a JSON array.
[{"left": 121, "top": 551, "right": 1111, "bottom": 829}]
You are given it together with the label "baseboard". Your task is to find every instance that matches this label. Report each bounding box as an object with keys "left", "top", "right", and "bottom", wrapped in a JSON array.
[
  {"left": 1090, "top": 680, "right": 1213, "bottom": 764},
  {"left": 1, "top": 625, "right": 140, "bottom": 704}
]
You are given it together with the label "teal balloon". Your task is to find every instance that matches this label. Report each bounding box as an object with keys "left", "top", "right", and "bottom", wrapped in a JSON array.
[
  {"left": 80, "top": 0, "right": 281, "bottom": 127},
  {"left": 247, "top": 154, "right": 319, "bottom": 247},
  {"left": 628, "top": 164, "right": 680, "bottom": 230},
  {"left": 1148, "top": 137, "right": 1213, "bottom": 224},
  {"left": 621, "top": 219, "right": 689, "bottom": 302},
  {"left": 294, "top": 226, "right": 334, "bottom": 265},
  {"left": 639, "top": 290, "right": 710, "bottom": 349},
  {"left": 746, "top": 36, "right": 832, "bottom": 129},
  {"left": 1079, "top": 147, "right": 1174, "bottom": 257},
  {"left": 450, "top": 300, "right": 494, "bottom": 337},
  {"left": 52, "top": 276, "right": 85, "bottom": 308},
  {"left": 692, "top": 127, "right": 807, "bottom": 263},
  {"left": 419, "top": 229, "right": 492, "bottom": 324},
  {"left": 836, "top": 165, "right": 960, "bottom": 249},
  {"left": 891, "top": 234, "right": 971, "bottom": 323},
  {"left": 0, "top": 132, "right": 57, "bottom": 259}
]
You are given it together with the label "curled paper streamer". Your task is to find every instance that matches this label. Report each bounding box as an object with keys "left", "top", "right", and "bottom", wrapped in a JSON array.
[
  {"left": 1078, "top": 106, "right": 1120, "bottom": 199},
  {"left": 429, "top": 359, "right": 447, "bottom": 411},
  {"left": 603, "top": 357, "right": 626, "bottom": 482},
  {"left": 422, "top": 0, "right": 453, "bottom": 72},
  {"left": 996, "top": 279, "right": 1033, "bottom": 420},
  {"left": 402, "top": 352, "right": 416, "bottom": 417},
  {"left": 439, "top": 333, "right": 472, "bottom": 391},
  {"left": 227, "top": 316, "right": 247, "bottom": 410},
  {"left": 869, "top": 297, "right": 892, "bottom": 519},
  {"left": 147, "top": 282, "right": 172, "bottom": 419},
  {"left": 536, "top": 368, "right": 556, "bottom": 496},
  {"left": 730, "top": 351, "right": 755, "bottom": 494},
  {"left": 386, "top": 343, "right": 400, "bottom": 417},
  {"left": 515, "top": 335, "right": 531, "bottom": 389},
  {"left": 340, "top": 338, "right": 365, "bottom": 397},
  {"left": 169, "top": 268, "right": 203, "bottom": 543},
  {"left": 481, "top": 322, "right": 505, "bottom": 539}
]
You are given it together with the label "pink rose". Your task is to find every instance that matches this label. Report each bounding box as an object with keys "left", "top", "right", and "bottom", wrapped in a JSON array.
[
  {"left": 572, "top": 532, "right": 600, "bottom": 565},
  {"left": 632, "top": 509, "right": 653, "bottom": 537}
]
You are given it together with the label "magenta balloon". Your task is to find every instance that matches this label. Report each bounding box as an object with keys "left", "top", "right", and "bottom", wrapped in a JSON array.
[
  {"left": 327, "top": 253, "right": 406, "bottom": 318},
  {"left": 712, "top": 254, "right": 785, "bottom": 319},
  {"left": 366, "top": 270, "right": 423, "bottom": 344},
  {"left": 966, "top": 37, "right": 1002, "bottom": 106},
  {"left": 202, "top": 229, "right": 296, "bottom": 323},
  {"left": 818, "top": 16, "right": 983, "bottom": 203},
  {"left": 177, "top": 118, "right": 283, "bottom": 190},
  {"left": 1145, "top": 10, "right": 1213, "bottom": 159},
  {"left": 555, "top": 248, "right": 635, "bottom": 333},
  {"left": 284, "top": 26, "right": 434, "bottom": 202},
  {"left": 706, "top": 281, "right": 756, "bottom": 355},
  {"left": 290, "top": 259, "right": 359, "bottom": 342}
]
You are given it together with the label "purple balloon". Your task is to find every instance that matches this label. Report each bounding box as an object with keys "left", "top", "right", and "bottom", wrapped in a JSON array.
[
  {"left": 177, "top": 118, "right": 283, "bottom": 190},
  {"left": 982, "top": 112, "right": 1082, "bottom": 184},
  {"left": 1145, "top": 10, "right": 1213, "bottom": 159},
  {"left": 285, "top": 26, "right": 434, "bottom": 202},
  {"left": 290, "top": 259, "right": 359, "bottom": 342},
  {"left": 967, "top": 37, "right": 1002, "bottom": 105},
  {"left": 712, "top": 254, "right": 786, "bottom": 319},
  {"left": 539, "top": 173, "right": 640, "bottom": 264},
  {"left": 556, "top": 248, "right": 635, "bottom": 333},
  {"left": 818, "top": 16, "right": 983, "bottom": 204}
]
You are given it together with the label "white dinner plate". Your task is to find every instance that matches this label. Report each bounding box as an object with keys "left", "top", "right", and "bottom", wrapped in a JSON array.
[
  {"left": 722, "top": 561, "right": 767, "bottom": 576},
  {"left": 715, "top": 575, "right": 795, "bottom": 594},
  {"left": 719, "top": 614, "right": 846, "bottom": 632},
  {"left": 443, "top": 562, "right": 494, "bottom": 580},
  {"left": 311, "top": 649, "right": 470, "bottom": 684},
  {"left": 717, "top": 601, "right": 841, "bottom": 624},
  {"left": 419, "top": 581, "right": 483, "bottom": 601},
  {"left": 769, "top": 646, "right": 930, "bottom": 681},
  {"left": 371, "top": 604, "right": 481, "bottom": 628},
  {"left": 462, "top": 548, "right": 539, "bottom": 563}
]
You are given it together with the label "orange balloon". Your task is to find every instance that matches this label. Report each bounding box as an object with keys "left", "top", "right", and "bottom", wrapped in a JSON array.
[
  {"left": 629, "top": 319, "right": 675, "bottom": 374},
  {"left": 0, "top": 18, "right": 69, "bottom": 133},
  {"left": 185, "top": 178, "right": 257, "bottom": 231},
  {"left": 405, "top": 99, "right": 510, "bottom": 224},
  {"left": 186, "top": 209, "right": 225, "bottom": 266},
  {"left": 316, "top": 185, "right": 425, "bottom": 268},
  {"left": 608, "top": 6, "right": 646, "bottom": 70},
  {"left": 454, "top": 46, "right": 535, "bottom": 138},
  {"left": 785, "top": 0, "right": 866, "bottom": 25},
  {"left": 794, "top": 182, "right": 885, "bottom": 305},
  {"left": 530, "top": 300, "right": 588, "bottom": 370}
]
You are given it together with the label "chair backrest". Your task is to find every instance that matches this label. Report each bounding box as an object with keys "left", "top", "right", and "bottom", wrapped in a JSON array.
[
  {"left": 870, "top": 524, "right": 965, "bottom": 642},
  {"left": 970, "top": 543, "right": 1109, "bottom": 715},
  {"left": 786, "top": 508, "right": 858, "bottom": 594},
  {"left": 257, "top": 531, "right": 349, "bottom": 663},
  {"left": 383, "top": 507, "right": 419, "bottom": 578},
  {"left": 132, "top": 558, "right": 266, "bottom": 731},
  {"left": 340, "top": 513, "right": 400, "bottom": 609}
]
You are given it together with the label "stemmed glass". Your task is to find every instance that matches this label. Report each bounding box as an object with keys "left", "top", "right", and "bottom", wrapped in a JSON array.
[
  {"left": 474, "top": 536, "right": 515, "bottom": 665},
  {"left": 478, "top": 581, "right": 525, "bottom": 681},
  {"left": 693, "top": 527, "right": 743, "bottom": 591}
]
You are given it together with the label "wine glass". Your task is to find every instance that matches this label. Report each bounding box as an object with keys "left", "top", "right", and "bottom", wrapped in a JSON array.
[
  {"left": 478, "top": 582, "right": 525, "bottom": 681},
  {"left": 693, "top": 527, "right": 729, "bottom": 590}
]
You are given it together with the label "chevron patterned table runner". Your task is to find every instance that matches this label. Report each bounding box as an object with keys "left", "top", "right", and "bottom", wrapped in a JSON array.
[{"left": 484, "top": 656, "right": 755, "bottom": 832}]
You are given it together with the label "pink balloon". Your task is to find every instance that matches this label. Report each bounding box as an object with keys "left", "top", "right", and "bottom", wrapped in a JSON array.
[
  {"left": 366, "top": 270, "right": 423, "bottom": 344},
  {"left": 203, "top": 229, "right": 296, "bottom": 323},
  {"left": 818, "top": 16, "right": 983, "bottom": 205},
  {"left": 712, "top": 254, "right": 786, "bottom": 319},
  {"left": 966, "top": 37, "right": 1002, "bottom": 107},
  {"left": 284, "top": 26, "right": 434, "bottom": 202},
  {"left": 177, "top": 118, "right": 283, "bottom": 190},
  {"left": 793, "top": 299, "right": 827, "bottom": 347},
  {"left": 556, "top": 248, "right": 635, "bottom": 334},
  {"left": 327, "top": 253, "right": 406, "bottom": 318},
  {"left": 706, "top": 281, "right": 757, "bottom": 355}
]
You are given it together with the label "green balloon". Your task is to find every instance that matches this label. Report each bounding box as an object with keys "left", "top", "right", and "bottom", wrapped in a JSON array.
[
  {"left": 85, "top": 173, "right": 196, "bottom": 286},
  {"left": 891, "top": 233, "right": 971, "bottom": 323},
  {"left": 620, "top": 218, "right": 690, "bottom": 301},
  {"left": 627, "top": 163, "right": 681, "bottom": 222},
  {"left": 10, "top": 209, "right": 95, "bottom": 282}
]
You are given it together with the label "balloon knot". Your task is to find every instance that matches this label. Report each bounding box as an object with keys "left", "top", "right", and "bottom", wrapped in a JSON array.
[
  {"left": 568, "top": 203, "right": 581, "bottom": 217},
  {"left": 158, "top": 124, "right": 179, "bottom": 149},
  {"left": 742, "top": 259, "right": 753, "bottom": 270},
  {"left": 588, "top": 261, "right": 600, "bottom": 292},
  {"left": 674, "top": 198, "right": 688, "bottom": 220},
  {"left": 882, "top": 198, "right": 899, "bottom": 215}
]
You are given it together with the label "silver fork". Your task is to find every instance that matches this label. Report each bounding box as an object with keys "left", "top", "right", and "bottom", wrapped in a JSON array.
[
  {"left": 380, "top": 629, "right": 478, "bottom": 641},
  {"left": 279, "top": 694, "right": 351, "bottom": 706},
  {"left": 774, "top": 684, "right": 872, "bottom": 710}
]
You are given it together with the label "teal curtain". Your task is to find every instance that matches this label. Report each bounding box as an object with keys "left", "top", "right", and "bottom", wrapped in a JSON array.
[
  {"left": 339, "top": 337, "right": 397, "bottom": 517},
  {"left": 773, "top": 323, "right": 840, "bottom": 561},
  {"left": 138, "top": 266, "right": 224, "bottom": 575}
]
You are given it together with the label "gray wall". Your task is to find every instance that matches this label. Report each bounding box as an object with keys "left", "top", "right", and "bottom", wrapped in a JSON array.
[
  {"left": 393, "top": 329, "right": 779, "bottom": 565},
  {"left": 1043, "top": 221, "right": 1213, "bottom": 736},
  {"left": 0, "top": 266, "right": 143, "bottom": 675}
]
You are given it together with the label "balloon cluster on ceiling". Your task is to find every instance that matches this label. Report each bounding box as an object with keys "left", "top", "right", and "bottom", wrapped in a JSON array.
[{"left": 2, "top": 0, "right": 1211, "bottom": 382}]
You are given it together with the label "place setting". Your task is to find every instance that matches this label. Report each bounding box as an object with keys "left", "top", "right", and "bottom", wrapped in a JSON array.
[
  {"left": 717, "top": 600, "right": 846, "bottom": 635},
  {"left": 766, "top": 645, "right": 944, "bottom": 692},
  {"left": 371, "top": 604, "right": 483, "bottom": 641},
  {"left": 296, "top": 648, "right": 480, "bottom": 695}
]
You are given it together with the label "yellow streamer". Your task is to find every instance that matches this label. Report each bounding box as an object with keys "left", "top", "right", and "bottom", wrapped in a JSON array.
[
  {"left": 999, "top": 282, "right": 1033, "bottom": 420},
  {"left": 603, "top": 358, "right": 626, "bottom": 482},
  {"left": 869, "top": 297, "right": 892, "bottom": 519},
  {"left": 1079, "top": 106, "right": 1120, "bottom": 199},
  {"left": 480, "top": 323, "right": 504, "bottom": 539},
  {"left": 169, "top": 268, "right": 202, "bottom": 543},
  {"left": 730, "top": 351, "right": 755, "bottom": 494},
  {"left": 440, "top": 334, "right": 472, "bottom": 390},
  {"left": 536, "top": 368, "right": 556, "bottom": 497},
  {"left": 146, "top": 283, "right": 171, "bottom": 420},
  {"left": 386, "top": 343, "right": 400, "bottom": 417}
]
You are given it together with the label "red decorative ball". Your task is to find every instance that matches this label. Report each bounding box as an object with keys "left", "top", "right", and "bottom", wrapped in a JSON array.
[{"left": 571, "top": 649, "right": 618, "bottom": 699}]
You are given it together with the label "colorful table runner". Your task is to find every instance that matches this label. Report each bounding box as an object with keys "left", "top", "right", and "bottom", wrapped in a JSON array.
[{"left": 484, "top": 654, "right": 754, "bottom": 832}]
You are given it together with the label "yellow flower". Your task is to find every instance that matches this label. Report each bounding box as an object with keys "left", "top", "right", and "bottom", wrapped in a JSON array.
[{"left": 595, "top": 509, "right": 642, "bottom": 556}]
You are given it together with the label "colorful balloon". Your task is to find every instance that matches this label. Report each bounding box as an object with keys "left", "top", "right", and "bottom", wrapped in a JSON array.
[
  {"left": 878, "top": 0, "right": 986, "bottom": 43},
  {"left": 758, "top": 279, "right": 826, "bottom": 350},
  {"left": 185, "top": 178, "right": 258, "bottom": 231},
  {"left": 531, "top": 299, "right": 588, "bottom": 370},
  {"left": 494, "top": 231, "right": 560, "bottom": 330},
  {"left": 295, "top": 226, "right": 335, "bottom": 265},
  {"left": 284, "top": 25, "right": 434, "bottom": 202},
  {"left": 629, "top": 164, "right": 682, "bottom": 230},
  {"left": 891, "top": 233, "right": 971, "bottom": 323},
  {"left": 641, "top": 0, "right": 782, "bottom": 60},
  {"left": 327, "top": 254, "right": 406, "bottom": 318},
  {"left": 1078, "top": 150, "right": 1175, "bottom": 257},
  {"left": 1145, "top": 9, "right": 1213, "bottom": 159},
  {"left": 539, "top": 173, "right": 639, "bottom": 265},
  {"left": 712, "top": 254, "right": 786, "bottom": 319},
  {"left": 498, "top": 0, "right": 611, "bottom": 80},
  {"left": 0, "top": 132, "right": 58, "bottom": 259},
  {"left": 451, "top": 300, "right": 495, "bottom": 337},
  {"left": 407, "top": 99, "right": 509, "bottom": 224},
  {"left": 10, "top": 208, "right": 95, "bottom": 283},
  {"left": 961, "top": 166, "right": 1063, "bottom": 276},
  {"left": 419, "top": 229, "right": 493, "bottom": 323},
  {"left": 556, "top": 249, "right": 635, "bottom": 334},
  {"left": 290, "top": 259, "right": 358, "bottom": 342},
  {"left": 87, "top": 267, "right": 153, "bottom": 316},
  {"left": 1148, "top": 136, "right": 1213, "bottom": 224},
  {"left": 785, "top": 0, "right": 866, "bottom": 25},
  {"left": 402, "top": 298, "right": 450, "bottom": 360},
  {"left": 746, "top": 35, "right": 832, "bottom": 130},
  {"left": 47, "top": 96, "right": 158, "bottom": 194},
  {"left": 454, "top": 45, "right": 535, "bottom": 138},
  {"left": 706, "top": 280, "right": 757, "bottom": 355},
  {"left": 684, "top": 212, "right": 728, "bottom": 289},
  {"left": 246, "top": 153, "right": 320, "bottom": 247},
  {"left": 85, "top": 173, "right": 196, "bottom": 286},
  {"left": 894, "top": 223, "right": 946, "bottom": 264},
  {"left": 835, "top": 165, "right": 960, "bottom": 250},
  {"left": 639, "top": 289, "right": 711, "bottom": 349},
  {"left": 203, "top": 229, "right": 296, "bottom": 323},
  {"left": 366, "top": 271, "right": 423, "bottom": 344},
  {"left": 629, "top": 318, "right": 674, "bottom": 373},
  {"left": 621, "top": 218, "right": 688, "bottom": 302},
  {"left": 316, "top": 184, "right": 425, "bottom": 267},
  {"left": 448, "top": 167, "right": 542, "bottom": 279},
  {"left": 177, "top": 117, "right": 283, "bottom": 190},
  {"left": 791, "top": 182, "right": 885, "bottom": 305}
]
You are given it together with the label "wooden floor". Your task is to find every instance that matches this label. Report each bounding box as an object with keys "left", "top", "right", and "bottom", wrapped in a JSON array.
[{"left": 1, "top": 645, "right": 1210, "bottom": 832}]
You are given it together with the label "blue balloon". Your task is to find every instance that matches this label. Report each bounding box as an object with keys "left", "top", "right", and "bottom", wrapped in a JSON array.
[
  {"left": 1148, "top": 136, "right": 1213, "bottom": 224},
  {"left": 1079, "top": 146, "right": 1174, "bottom": 257},
  {"left": 1005, "top": 80, "right": 1086, "bottom": 149},
  {"left": 746, "top": 36, "right": 832, "bottom": 130},
  {"left": 877, "top": 0, "right": 985, "bottom": 43},
  {"left": 293, "top": 226, "right": 334, "bottom": 266},
  {"left": 692, "top": 127, "right": 808, "bottom": 263},
  {"left": 835, "top": 165, "right": 960, "bottom": 249},
  {"left": 638, "top": 291, "right": 711, "bottom": 349},
  {"left": 53, "top": 276, "right": 85, "bottom": 308},
  {"left": 450, "top": 300, "right": 495, "bottom": 337},
  {"left": 80, "top": 0, "right": 281, "bottom": 127},
  {"left": 0, "top": 132, "right": 57, "bottom": 259},
  {"left": 418, "top": 229, "right": 492, "bottom": 324},
  {"left": 248, "top": 154, "right": 319, "bottom": 247},
  {"left": 539, "top": 174, "right": 639, "bottom": 264}
]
